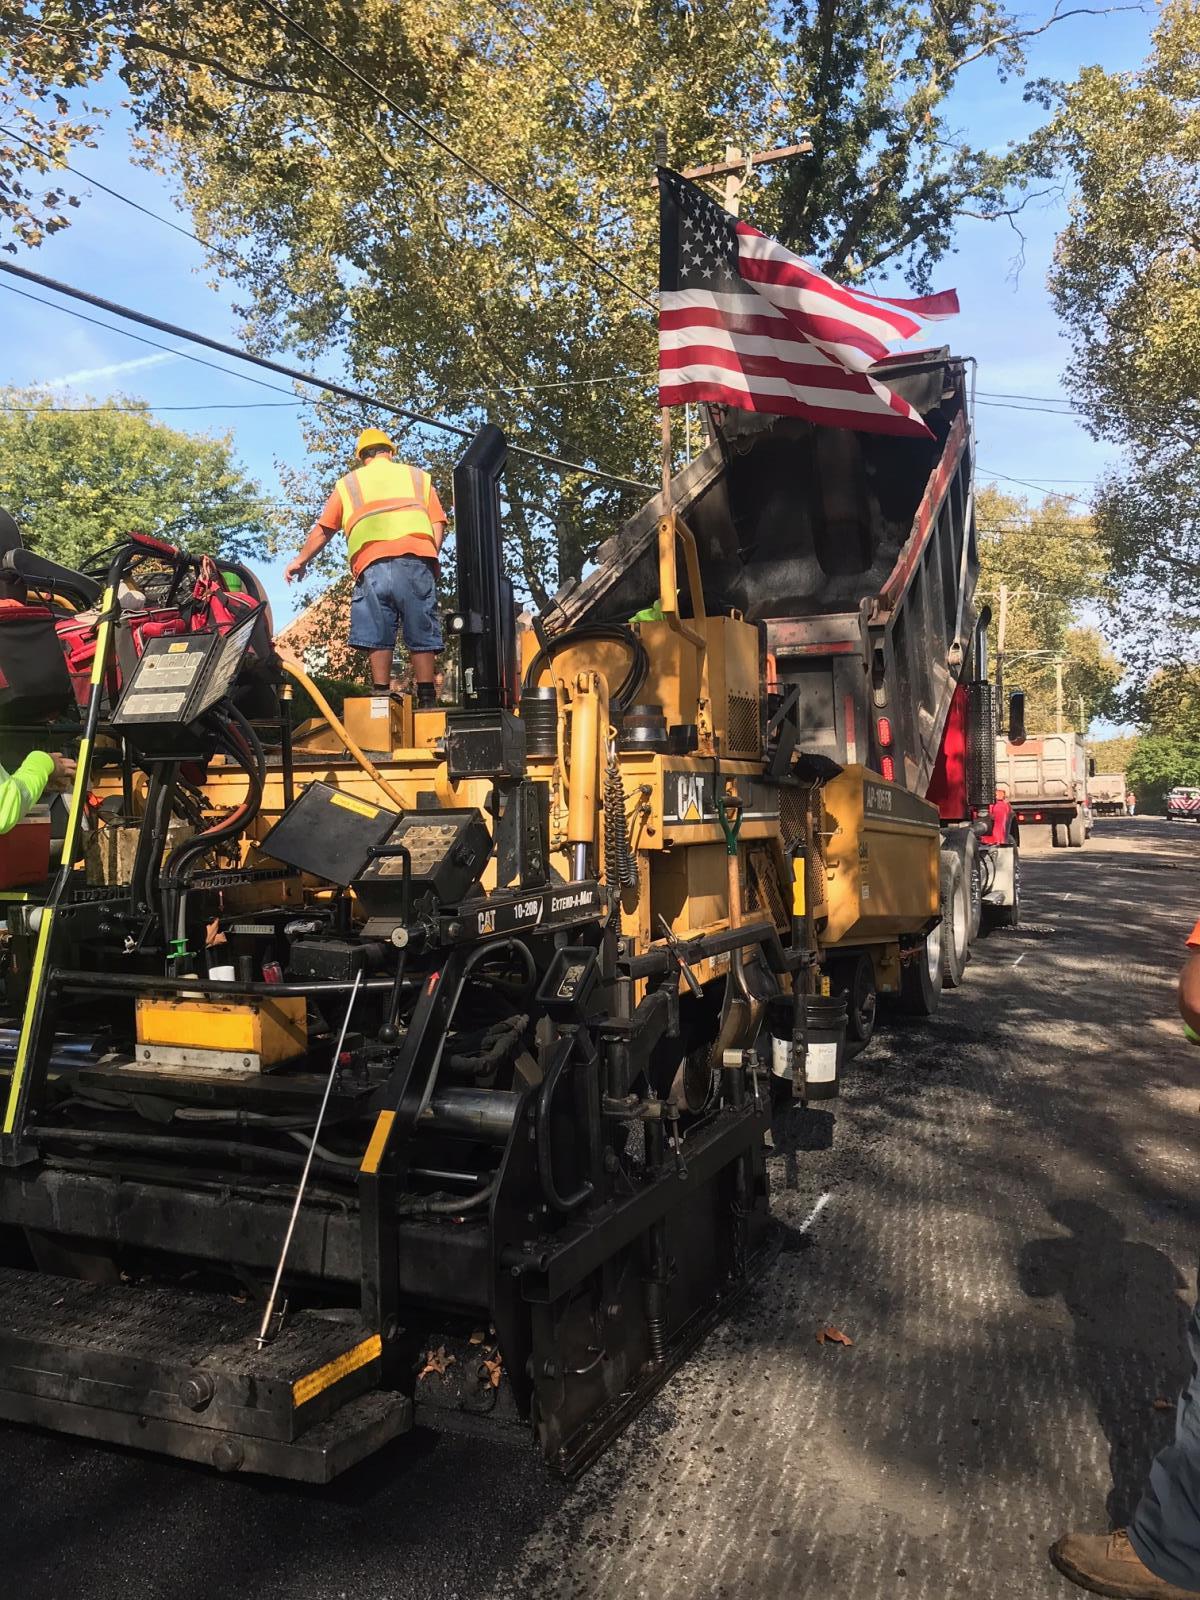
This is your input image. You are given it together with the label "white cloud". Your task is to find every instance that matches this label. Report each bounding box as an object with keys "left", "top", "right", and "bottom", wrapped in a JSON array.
[{"left": 45, "top": 352, "right": 177, "bottom": 389}]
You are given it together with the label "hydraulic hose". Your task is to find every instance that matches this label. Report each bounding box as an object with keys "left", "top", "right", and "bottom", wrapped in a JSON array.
[
  {"left": 275, "top": 650, "right": 407, "bottom": 812},
  {"left": 522, "top": 622, "right": 648, "bottom": 713}
]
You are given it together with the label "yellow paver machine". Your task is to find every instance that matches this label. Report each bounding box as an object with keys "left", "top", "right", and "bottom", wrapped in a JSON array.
[{"left": 0, "top": 349, "right": 998, "bottom": 1479}]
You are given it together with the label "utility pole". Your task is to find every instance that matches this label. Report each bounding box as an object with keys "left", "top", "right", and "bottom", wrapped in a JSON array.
[
  {"left": 995, "top": 583, "right": 1009, "bottom": 732},
  {"left": 1055, "top": 656, "right": 1064, "bottom": 734},
  {"left": 1078, "top": 694, "right": 1086, "bottom": 735}
]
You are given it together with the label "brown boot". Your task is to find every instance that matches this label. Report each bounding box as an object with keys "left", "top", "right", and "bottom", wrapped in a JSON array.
[{"left": 1051, "top": 1530, "right": 1200, "bottom": 1598}]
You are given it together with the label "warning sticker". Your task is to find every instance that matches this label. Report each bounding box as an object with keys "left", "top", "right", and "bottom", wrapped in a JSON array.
[{"left": 121, "top": 690, "right": 188, "bottom": 717}]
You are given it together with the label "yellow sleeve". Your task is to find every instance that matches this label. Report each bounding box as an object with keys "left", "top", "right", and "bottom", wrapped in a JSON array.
[{"left": 0, "top": 751, "right": 54, "bottom": 835}]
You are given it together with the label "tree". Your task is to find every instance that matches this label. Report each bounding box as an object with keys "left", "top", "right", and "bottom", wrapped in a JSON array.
[
  {"left": 1127, "top": 735, "right": 1200, "bottom": 814},
  {"left": 976, "top": 484, "right": 1122, "bottom": 731},
  {"left": 1088, "top": 732, "right": 1139, "bottom": 775},
  {"left": 0, "top": 0, "right": 1117, "bottom": 598},
  {"left": 0, "top": 388, "right": 278, "bottom": 570},
  {"left": 1048, "top": 0, "right": 1200, "bottom": 670}
]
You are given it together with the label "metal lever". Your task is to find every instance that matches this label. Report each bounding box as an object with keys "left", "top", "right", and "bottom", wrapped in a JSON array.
[
  {"left": 256, "top": 969, "right": 364, "bottom": 1347},
  {"left": 655, "top": 915, "right": 703, "bottom": 998}
]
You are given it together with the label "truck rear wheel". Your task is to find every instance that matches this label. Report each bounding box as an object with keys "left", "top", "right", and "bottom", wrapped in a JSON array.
[
  {"left": 940, "top": 851, "right": 969, "bottom": 988},
  {"left": 831, "top": 951, "right": 877, "bottom": 1056},
  {"left": 899, "top": 925, "right": 944, "bottom": 1016},
  {"left": 1067, "top": 811, "right": 1085, "bottom": 847}
]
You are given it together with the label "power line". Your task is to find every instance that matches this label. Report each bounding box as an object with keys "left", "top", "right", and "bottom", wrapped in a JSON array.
[
  {"left": 0, "top": 122, "right": 245, "bottom": 270},
  {"left": 254, "top": 0, "right": 655, "bottom": 313},
  {"left": 977, "top": 388, "right": 1075, "bottom": 406},
  {"left": 0, "top": 399, "right": 304, "bottom": 414},
  {"left": 978, "top": 464, "right": 1094, "bottom": 507},
  {"left": 0, "top": 260, "right": 654, "bottom": 491},
  {"left": 0, "top": 281, "right": 313, "bottom": 402},
  {"left": 976, "top": 398, "right": 1080, "bottom": 416}
]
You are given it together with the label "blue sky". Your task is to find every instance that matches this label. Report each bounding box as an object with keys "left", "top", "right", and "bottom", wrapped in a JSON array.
[{"left": 0, "top": 3, "right": 1154, "bottom": 655}]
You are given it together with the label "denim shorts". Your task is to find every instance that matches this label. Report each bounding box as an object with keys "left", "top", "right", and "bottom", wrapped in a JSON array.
[{"left": 348, "top": 556, "right": 443, "bottom": 653}]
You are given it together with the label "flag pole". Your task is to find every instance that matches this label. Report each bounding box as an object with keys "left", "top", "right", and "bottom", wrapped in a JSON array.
[{"left": 655, "top": 128, "right": 673, "bottom": 509}]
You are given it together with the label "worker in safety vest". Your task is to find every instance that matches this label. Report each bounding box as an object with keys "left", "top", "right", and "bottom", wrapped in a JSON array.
[{"left": 285, "top": 429, "right": 447, "bottom": 705}]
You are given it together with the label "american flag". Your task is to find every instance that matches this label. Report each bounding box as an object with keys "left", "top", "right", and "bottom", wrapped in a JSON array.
[{"left": 658, "top": 168, "right": 959, "bottom": 439}]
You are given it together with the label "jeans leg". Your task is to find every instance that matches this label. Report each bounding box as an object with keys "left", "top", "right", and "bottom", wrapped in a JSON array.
[{"left": 1129, "top": 1290, "right": 1200, "bottom": 1589}]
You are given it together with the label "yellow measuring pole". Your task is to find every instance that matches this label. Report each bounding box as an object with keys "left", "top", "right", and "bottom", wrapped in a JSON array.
[{"left": 2, "top": 582, "right": 117, "bottom": 1146}]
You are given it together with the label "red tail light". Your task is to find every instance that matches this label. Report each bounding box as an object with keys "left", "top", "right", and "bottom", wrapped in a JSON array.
[
  {"left": 1034, "top": 811, "right": 1043, "bottom": 821},
  {"left": 881, "top": 755, "right": 895, "bottom": 781},
  {"left": 876, "top": 716, "right": 892, "bottom": 747}
]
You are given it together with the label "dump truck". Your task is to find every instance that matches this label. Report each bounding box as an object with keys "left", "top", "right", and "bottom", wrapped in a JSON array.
[
  {"left": 0, "top": 347, "right": 1006, "bottom": 1482},
  {"left": 548, "top": 349, "right": 1012, "bottom": 1038},
  {"left": 1087, "top": 771, "right": 1127, "bottom": 817},
  {"left": 995, "top": 731, "right": 1091, "bottom": 847}
]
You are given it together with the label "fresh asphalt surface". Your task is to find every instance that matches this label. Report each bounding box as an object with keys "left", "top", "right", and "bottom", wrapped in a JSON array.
[{"left": 4, "top": 817, "right": 1199, "bottom": 1599}]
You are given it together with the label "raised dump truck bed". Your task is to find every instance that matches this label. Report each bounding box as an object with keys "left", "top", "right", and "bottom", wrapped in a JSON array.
[{"left": 546, "top": 351, "right": 981, "bottom": 804}]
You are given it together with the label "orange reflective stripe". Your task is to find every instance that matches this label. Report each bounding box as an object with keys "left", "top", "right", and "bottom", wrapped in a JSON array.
[
  {"left": 336, "top": 460, "right": 440, "bottom": 570},
  {"left": 347, "top": 496, "right": 426, "bottom": 529}
]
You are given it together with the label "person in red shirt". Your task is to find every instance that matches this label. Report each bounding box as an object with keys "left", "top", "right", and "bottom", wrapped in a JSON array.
[{"left": 981, "top": 786, "right": 1016, "bottom": 847}]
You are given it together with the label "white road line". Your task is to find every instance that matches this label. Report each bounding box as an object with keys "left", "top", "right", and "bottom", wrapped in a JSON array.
[
  {"left": 1012, "top": 953, "right": 1026, "bottom": 968},
  {"left": 798, "top": 1191, "right": 832, "bottom": 1234}
]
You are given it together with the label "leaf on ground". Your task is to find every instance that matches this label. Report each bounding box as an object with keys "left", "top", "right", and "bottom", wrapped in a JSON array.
[
  {"left": 1153, "top": 1397, "right": 1174, "bottom": 1411},
  {"left": 468, "top": 1328, "right": 487, "bottom": 1345},
  {"left": 816, "top": 1325, "right": 854, "bottom": 1347},
  {"left": 480, "top": 1355, "right": 503, "bottom": 1389},
  {"left": 418, "top": 1346, "right": 456, "bottom": 1380}
]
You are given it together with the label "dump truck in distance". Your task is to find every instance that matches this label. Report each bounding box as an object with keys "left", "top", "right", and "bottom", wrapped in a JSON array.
[
  {"left": 1087, "top": 771, "right": 1127, "bottom": 816},
  {"left": 995, "top": 731, "right": 1091, "bottom": 847}
]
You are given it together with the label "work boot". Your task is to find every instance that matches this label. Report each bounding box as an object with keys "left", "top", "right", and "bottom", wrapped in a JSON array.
[
  {"left": 1051, "top": 1530, "right": 1200, "bottom": 1597},
  {"left": 416, "top": 682, "right": 436, "bottom": 708}
]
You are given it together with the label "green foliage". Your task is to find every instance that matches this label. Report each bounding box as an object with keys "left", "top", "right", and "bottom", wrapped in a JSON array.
[
  {"left": 1140, "top": 663, "right": 1200, "bottom": 740},
  {"left": 0, "top": 0, "right": 1092, "bottom": 597},
  {"left": 1049, "top": 0, "right": 1200, "bottom": 671},
  {"left": 1126, "top": 734, "right": 1200, "bottom": 813},
  {"left": 1088, "top": 733, "right": 1139, "bottom": 776},
  {"left": 0, "top": 388, "right": 278, "bottom": 570},
  {"left": 976, "top": 483, "right": 1121, "bottom": 732},
  {"left": 771, "top": 0, "right": 1057, "bottom": 291}
]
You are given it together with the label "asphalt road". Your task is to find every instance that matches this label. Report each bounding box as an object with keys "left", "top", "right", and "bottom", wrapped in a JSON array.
[{"left": 4, "top": 816, "right": 1199, "bottom": 1599}]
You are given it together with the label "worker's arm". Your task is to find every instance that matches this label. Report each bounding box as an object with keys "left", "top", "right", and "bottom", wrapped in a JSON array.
[
  {"left": 1180, "top": 944, "right": 1200, "bottom": 1037},
  {"left": 0, "top": 752, "right": 74, "bottom": 835},
  {"left": 284, "top": 524, "right": 336, "bottom": 585}
]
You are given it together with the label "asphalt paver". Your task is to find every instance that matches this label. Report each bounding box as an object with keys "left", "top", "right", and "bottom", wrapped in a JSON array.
[{"left": 3, "top": 817, "right": 1197, "bottom": 1599}]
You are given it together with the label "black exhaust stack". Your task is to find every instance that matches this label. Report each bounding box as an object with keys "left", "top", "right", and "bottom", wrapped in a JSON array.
[
  {"left": 452, "top": 424, "right": 513, "bottom": 710},
  {"left": 446, "top": 426, "right": 526, "bottom": 783}
]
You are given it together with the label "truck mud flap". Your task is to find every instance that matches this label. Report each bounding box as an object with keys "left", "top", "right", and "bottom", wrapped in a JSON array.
[{"left": 0, "top": 1267, "right": 411, "bottom": 1482}]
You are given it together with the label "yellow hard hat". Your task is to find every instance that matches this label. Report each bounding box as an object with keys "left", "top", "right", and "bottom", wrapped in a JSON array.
[{"left": 355, "top": 427, "right": 395, "bottom": 459}]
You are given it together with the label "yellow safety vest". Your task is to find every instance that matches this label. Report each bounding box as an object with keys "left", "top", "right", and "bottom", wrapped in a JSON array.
[{"left": 338, "top": 458, "right": 441, "bottom": 576}]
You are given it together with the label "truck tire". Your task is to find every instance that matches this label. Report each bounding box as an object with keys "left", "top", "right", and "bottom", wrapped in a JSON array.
[
  {"left": 1050, "top": 823, "right": 1065, "bottom": 848},
  {"left": 940, "top": 850, "right": 969, "bottom": 988},
  {"left": 899, "top": 925, "right": 944, "bottom": 1016},
  {"left": 831, "top": 951, "right": 877, "bottom": 1056},
  {"left": 1067, "top": 811, "right": 1085, "bottom": 847}
]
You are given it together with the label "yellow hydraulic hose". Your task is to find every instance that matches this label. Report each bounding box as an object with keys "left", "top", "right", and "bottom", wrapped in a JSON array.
[{"left": 275, "top": 651, "right": 407, "bottom": 813}]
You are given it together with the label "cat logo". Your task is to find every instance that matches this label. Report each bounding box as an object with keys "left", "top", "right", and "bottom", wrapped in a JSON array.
[
  {"left": 676, "top": 773, "right": 705, "bottom": 821},
  {"left": 477, "top": 908, "right": 496, "bottom": 935}
]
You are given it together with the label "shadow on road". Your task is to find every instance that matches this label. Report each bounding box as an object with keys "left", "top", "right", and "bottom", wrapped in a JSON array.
[{"left": 1020, "top": 1199, "right": 1191, "bottom": 1526}]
